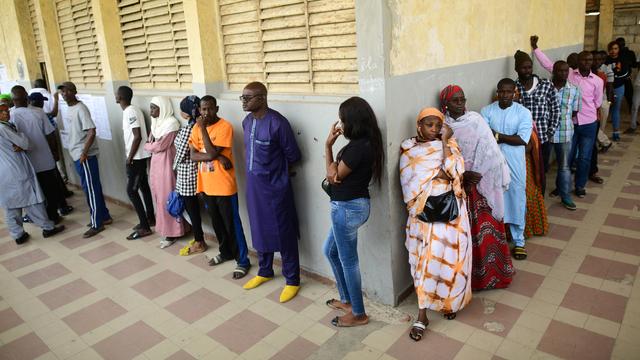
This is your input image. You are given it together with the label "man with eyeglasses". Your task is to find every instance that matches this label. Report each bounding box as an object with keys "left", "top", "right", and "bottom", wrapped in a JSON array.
[{"left": 239, "top": 82, "right": 303, "bottom": 303}]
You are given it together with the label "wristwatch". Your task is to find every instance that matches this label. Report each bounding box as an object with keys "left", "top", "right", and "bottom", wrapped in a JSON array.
[{"left": 494, "top": 132, "right": 500, "bottom": 142}]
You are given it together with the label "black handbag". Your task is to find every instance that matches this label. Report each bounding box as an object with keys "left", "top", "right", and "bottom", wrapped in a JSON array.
[
  {"left": 417, "top": 190, "right": 459, "bottom": 223},
  {"left": 321, "top": 178, "right": 332, "bottom": 197}
]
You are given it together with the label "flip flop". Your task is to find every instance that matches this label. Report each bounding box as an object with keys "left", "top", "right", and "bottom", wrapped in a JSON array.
[
  {"left": 331, "top": 315, "right": 369, "bottom": 327},
  {"left": 232, "top": 265, "right": 251, "bottom": 279},
  {"left": 409, "top": 321, "right": 428, "bottom": 341},
  {"left": 325, "top": 299, "right": 350, "bottom": 312},
  {"left": 126, "top": 229, "right": 152, "bottom": 240},
  {"left": 512, "top": 246, "right": 527, "bottom": 260}
]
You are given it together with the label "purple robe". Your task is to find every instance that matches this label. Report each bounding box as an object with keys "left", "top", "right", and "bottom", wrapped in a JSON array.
[{"left": 242, "top": 108, "right": 301, "bottom": 253}]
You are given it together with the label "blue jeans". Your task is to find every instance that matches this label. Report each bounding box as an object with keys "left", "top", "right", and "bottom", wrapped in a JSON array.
[
  {"left": 231, "top": 194, "right": 250, "bottom": 268},
  {"left": 323, "top": 198, "right": 370, "bottom": 316},
  {"left": 570, "top": 122, "right": 598, "bottom": 190},
  {"left": 74, "top": 156, "right": 110, "bottom": 228},
  {"left": 552, "top": 142, "right": 572, "bottom": 202},
  {"left": 612, "top": 85, "right": 625, "bottom": 132}
]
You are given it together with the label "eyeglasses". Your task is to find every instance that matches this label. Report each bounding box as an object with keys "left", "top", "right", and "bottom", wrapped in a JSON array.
[{"left": 239, "top": 94, "right": 264, "bottom": 102}]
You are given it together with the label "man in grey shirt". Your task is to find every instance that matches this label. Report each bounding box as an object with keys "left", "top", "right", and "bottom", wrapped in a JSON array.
[
  {"left": 60, "top": 81, "right": 111, "bottom": 238},
  {"left": 11, "top": 85, "right": 68, "bottom": 224}
]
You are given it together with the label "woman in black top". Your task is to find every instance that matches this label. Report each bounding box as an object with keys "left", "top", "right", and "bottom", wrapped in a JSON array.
[
  {"left": 323, "top": 97, "right": 384, "bottom": 327},
  {"left": 606, "top": 40, "right": 630, "bottom": 141}
]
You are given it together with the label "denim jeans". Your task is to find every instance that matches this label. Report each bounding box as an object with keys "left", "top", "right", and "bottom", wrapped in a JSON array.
[
  {"left": 570, "top": 122, "right": 597, "bottom": 190},
  {"left": 323, "top": 198, "right": 370, "bottom": 316},
  {"left": 612, "top": 85, "right": 625, "bottom": 132},
  {"left": 551, "top": 142, "right": 572, "bottom": 202}
]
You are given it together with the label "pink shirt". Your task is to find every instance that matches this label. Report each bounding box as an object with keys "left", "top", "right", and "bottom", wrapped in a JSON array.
[{"left": 533, "top": 48, "right": 603, "bottom": 125}]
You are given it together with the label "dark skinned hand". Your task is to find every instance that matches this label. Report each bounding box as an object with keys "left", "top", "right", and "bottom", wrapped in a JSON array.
[
  {"left": 530, "top": 35, "right": 539, "bottom": 49},
  {"left": 464, "top": 170, "right": 482, "bottom": 185},
  {"left": 219, "top": 156, "right": 233, "bottom": 170}
]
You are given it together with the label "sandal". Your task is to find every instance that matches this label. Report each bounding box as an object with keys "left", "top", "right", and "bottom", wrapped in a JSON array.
[
  {"left": 443, "top": 312, "right": 457, "bottom": 320},
  {"left": 326, "top": 299, "right": 350, "bottom": 312},
  {"left": 232, "top": 265, "right": 251, "bottom": 279},
  {"left": 512, "top": 246, "right": 527, "bottom": 260},
  {"left": 409, "top": 321, "right": 428, "bottom": 341},
  {"left": 331, "top": 314, "right": 369, "bottom": 328},
  {"left": 126, "top": 228, "right": 152, "bottom": 240},
  {"left": 208, "top": 254, "right": 229, "bottom": 266}
]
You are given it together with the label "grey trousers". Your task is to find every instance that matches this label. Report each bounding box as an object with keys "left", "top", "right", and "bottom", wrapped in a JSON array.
[{"left": 4, "top": 203, "right": 54, "bottom": 239}]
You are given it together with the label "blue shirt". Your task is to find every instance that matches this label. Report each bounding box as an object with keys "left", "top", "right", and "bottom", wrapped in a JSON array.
[{"left": 481, "top": 102, "right": 532, "bottom": 226}]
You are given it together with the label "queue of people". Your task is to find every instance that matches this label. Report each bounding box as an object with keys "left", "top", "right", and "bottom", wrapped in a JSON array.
[{"left": 0, "top": 35, "right": 634, "bottom": 339}]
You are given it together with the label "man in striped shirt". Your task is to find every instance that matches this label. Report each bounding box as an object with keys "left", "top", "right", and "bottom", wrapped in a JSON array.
[{"left": 545, "top": 61, "right": 581, "bottom": 210}]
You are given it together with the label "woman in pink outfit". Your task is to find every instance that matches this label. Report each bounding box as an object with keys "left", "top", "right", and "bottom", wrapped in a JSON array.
[{"left": 144, "top": 96, "right": 184, "bottom": 248}]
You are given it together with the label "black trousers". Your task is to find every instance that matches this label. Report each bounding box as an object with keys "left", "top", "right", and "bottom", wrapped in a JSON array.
[
  {"left": 36, "top": 168, "right": 63, "bottom": 222},
  {"left": 183, "top": 195, "right": 204, "bottom": 242},
  {"left": 540, "top": 141, "right": 552, "bottom": 195},
  {"left": 126, "top": 159, "right": 154, "bottom": 230},
  {"left": 625, "top": 78, "right": 634, "bottom": 112},
  {"left": 54, "top": 168, "right": 70, "bottom": 208},
  {"left": 202, "top": 194, "right": 238, "bottom": 261}
]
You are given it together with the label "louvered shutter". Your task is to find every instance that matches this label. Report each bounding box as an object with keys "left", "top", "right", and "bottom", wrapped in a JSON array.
[
  {"left": 118, "top": 0, "right": 192, "bottom": 90},
  {"left": 219, "top": 0, "right": 357, "bottom": 94},
  {"left": 220, "top": 0, "right": 264, "bottom": 91},
  {"left": 55, "top": 0, "right": 104, "bottom": 89},
  {"left": 28, "top": 0, "right": 45, "bottom": 63}
]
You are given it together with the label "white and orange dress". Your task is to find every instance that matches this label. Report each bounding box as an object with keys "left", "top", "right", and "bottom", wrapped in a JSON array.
[{"left": 399, "top": 137, "right": 472, "bottom": 313}]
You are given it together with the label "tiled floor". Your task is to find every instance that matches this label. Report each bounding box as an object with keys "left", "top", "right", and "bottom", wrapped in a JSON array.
[{"left": 1, "top": 119, "right": 639, "bottom": 360}]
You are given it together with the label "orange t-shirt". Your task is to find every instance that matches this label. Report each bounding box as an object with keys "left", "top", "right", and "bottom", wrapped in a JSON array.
[{"left": 188, "top": 118, "right": 237, "bottom": 196}]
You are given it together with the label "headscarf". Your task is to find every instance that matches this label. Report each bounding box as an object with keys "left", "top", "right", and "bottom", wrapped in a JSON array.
[
  {"left": 439, "top": 85, "right": 464, "bottom": 113},
  {"left": 445, "top": 110, "right": 511, "bottom": 220},
  {"left": 514, "top": 50, "right": 532, "bottom": 68},
  {"left": 179, "top": 95, "right": 200, "bottom": 125},
  {"left": 150, "top": 96, "right": 180, "bottom": 139},
  {"left": 0, "top": 94, "right": 11, "bottom": 102},
  {"left": 416, "top": 107, "right": 444, "bottom": 124}
]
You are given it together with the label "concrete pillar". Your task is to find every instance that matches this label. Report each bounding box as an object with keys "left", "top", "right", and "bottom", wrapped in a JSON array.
[
  {"left": 0, "top": 0, "right": 42, "bottom": 86},
  {"left": 599, "top": 0, "right": 614, "bottom": 49},
  {"left": 91, "top": 0, "right": 129, "bottom": 85},
  {"left": 183, "top": 0, "right": 226, "bottom": 96},
  {"left": 34, "top": 0, "right": 68, "bottom": 88}
]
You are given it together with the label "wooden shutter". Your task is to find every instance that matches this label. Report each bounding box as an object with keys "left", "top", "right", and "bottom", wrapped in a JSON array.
[
  {"left": 118, "top": 0, "right": 192, "bottom": 90},
  {"left": 220, "top": 0, "right": 264, "bottom": 91},
  {"left": 55, "top": 0, "right": 103, "bottom": 89},
  {"left": 219, "top": 0, "right": 357, "bottom": 94},
  {"left": 28, "top": 0, "right": 45, "bottom": 63}
]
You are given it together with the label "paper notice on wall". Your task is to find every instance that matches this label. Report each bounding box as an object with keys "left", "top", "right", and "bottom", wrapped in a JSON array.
[
  {"left": 88, "top": 96, "right": 112, "bottom": 140},
  {"left": 57, "top": 94, "right": 112, "bottom": 143}
]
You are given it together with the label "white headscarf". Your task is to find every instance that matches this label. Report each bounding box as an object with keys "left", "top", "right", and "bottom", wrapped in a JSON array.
[
  {"left": 445, "top": 111, "right": 511, "bottom": 220},
  {"left": 150, "top": 96, "right": 180, "bottom": 139}
]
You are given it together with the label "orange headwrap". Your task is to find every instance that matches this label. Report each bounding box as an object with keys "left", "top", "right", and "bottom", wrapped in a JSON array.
[{"left": 416, "top": 107, "right": 444, "bottom": 124}]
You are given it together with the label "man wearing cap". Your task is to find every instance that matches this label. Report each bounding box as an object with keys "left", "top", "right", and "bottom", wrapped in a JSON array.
[
  {"left": 0, "top": 102, "right": 65, "bottom": 244},
  {"left": 60, "top": 81, "right": 111, "bottom": 238},
  {"left": 10, "top": 85, "right": 67, "bottom": 224},
  {"left": 28, "top": 91, "right": 74, "bottom": 216}
]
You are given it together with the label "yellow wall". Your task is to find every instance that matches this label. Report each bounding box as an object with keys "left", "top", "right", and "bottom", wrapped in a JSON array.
[
  {"left": 0, "top": 0, "right": 41, "bottom": 83},
  {"left": 388, "top": 0, "right": 587, "bottom": 76}
]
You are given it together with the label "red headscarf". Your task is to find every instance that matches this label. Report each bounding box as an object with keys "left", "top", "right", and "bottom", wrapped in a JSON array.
[{"left": 439, "top": 85, "right": 463, "bottom": 113}]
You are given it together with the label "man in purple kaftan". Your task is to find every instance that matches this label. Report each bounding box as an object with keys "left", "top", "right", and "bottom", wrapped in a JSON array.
[{"left": 240, "top": 82, "right": 302, "bottom": 303}]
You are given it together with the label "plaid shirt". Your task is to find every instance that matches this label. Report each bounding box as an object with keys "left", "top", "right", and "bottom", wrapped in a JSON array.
[
  {"left": 515, "top": 75, "right": 561, "bottom": 144},
  {"left": 173, "top": 124, "right": 198, "bottom": 196},
  {"left": 552, "top": 82, "right": 581, "bottom": 143}
]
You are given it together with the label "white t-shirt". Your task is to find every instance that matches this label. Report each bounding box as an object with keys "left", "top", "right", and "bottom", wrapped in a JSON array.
[
  {"left": 28, "top": 88, "right": 55, "bottom": 114},
  {"left": 122, "top": 105, "right": 150, "bottom": 160},
  {"left": 65, "top": 102, "right": 99, "bottom": 161}
]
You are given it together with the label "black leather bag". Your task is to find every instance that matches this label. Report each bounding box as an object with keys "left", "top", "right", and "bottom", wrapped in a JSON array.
[
  {"left": 417, "top": 190, "right": 459, "bottom": 223},
  {"left": 321, "top": 178, "right": 332, "bottom": 197}
]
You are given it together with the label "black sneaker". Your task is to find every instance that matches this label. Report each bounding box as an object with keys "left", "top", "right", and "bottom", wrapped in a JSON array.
[
  {"left": 58, "top": 205, "right": 74, "bottom": 216},
  {"left": 15, "top": 232, "right": 30, "bottom": 245},
  {"left": 549, "top": 189, "right": 559, "bottom": 198},
  {"left": 83, "top": 226, "right": 105, "bottom": 238},
  {"left": 623, "top": 128, "right": 636, "bottom": 135},
  {"left": 22, "top": 215, "right": 32, "bottom": 223},
  {"left": 43, "top": 225, "right": 65, "bottom": 238},
  {"left": 575, "top": 188, "right": 586, "bottom": 198}
]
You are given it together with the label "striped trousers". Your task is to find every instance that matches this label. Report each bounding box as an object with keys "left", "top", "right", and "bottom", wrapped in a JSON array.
[{"left": 74, "top": 156, "right": 110, "bottom": 228}]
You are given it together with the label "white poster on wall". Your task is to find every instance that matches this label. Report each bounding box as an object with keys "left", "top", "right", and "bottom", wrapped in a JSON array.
[{"left": 56, "top": 94, "right": 112, "bottom": 146}]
